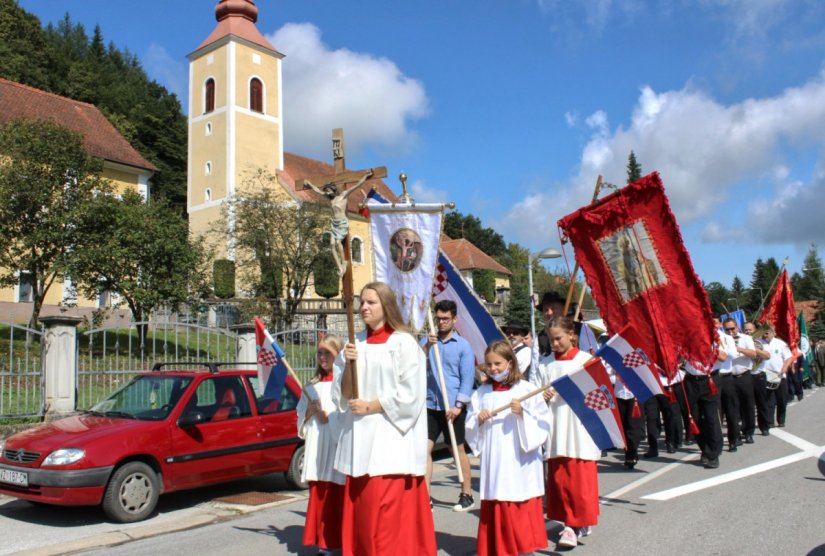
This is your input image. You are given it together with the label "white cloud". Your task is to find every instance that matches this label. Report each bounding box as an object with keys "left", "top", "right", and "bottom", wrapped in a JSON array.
[
  {"left": 500, "top": 70, "right": 825, "bottom": 246},
  {"left": 143, "top": 43, "right": 186, "bottom": 100},
  {"left": 409, "top": 179, "right": 449, "bottom": 204},
  {"left": 700, "top": 0, "right": 793, "bottom": 37},
  {"left": 267, "top": 23, "right": 430, "bottom": 159},
  {"left": 701, "top": 222, "right": 746, "bottom": 242}
]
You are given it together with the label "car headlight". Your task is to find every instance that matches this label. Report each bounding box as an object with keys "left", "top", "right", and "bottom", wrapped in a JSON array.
[
  {"left": 0, "top": 439, "right": 5, "bottom": 453},
  {"left": 42, "top": 448, "right": 86, "bottom": 466}
]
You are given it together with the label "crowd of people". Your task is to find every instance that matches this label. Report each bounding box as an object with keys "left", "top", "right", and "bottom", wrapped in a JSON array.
[{"left": 294, "top": 282, "right": 819, "bottom": 555}]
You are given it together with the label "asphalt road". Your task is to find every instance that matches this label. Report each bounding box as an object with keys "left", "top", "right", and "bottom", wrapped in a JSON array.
[{"left": 3, "top": 388, "right": 825, "bottom": 556}]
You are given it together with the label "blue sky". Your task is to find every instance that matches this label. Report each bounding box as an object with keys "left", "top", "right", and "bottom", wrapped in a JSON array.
[{"left": 19, "top": 0, "right": 825, "bottom": 290}]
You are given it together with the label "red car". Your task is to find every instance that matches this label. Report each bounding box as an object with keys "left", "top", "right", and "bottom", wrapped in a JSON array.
[{"left": 0, "top": 363, "right": 306, "bottom": 522}]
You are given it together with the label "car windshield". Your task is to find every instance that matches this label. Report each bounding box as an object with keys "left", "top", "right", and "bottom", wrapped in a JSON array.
[{"left": 89, "top": 375, "right": 193, "bottom": 421}]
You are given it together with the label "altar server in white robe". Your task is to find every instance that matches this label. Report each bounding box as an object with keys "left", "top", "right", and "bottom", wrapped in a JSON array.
[
  {"left": 332, "top": 282, "right": 436, "bottom": 556},
  {"left": 297, "top": 334, "right": 346, "bottom": 555},
  {"left": 466, "top": 339, "right": 551, "bottom": 556}
]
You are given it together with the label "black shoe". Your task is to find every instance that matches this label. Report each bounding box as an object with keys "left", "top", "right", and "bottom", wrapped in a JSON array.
[
  {"left": 685, "top": 439, "right": 696, "bottom": 446},
  {"left": 666, "top": 444, "right": 676, "bottom": 454},
  {"left": 643, "top": 451, "right": 658, "bottom": 459},
  {"left": 778, "top": 423, "right": 786, "bottom": 428},
  {"left": 761, "top": 430, "right": 770, "bottom": 436},
  {"left": 700, "top": 454, "right": 709, "bottom": 465},
  {"left": 624, "top": 459, "right": 638, "bottom": 469},
  {"left": 452, "top": 492, "right": 475, "bottom": 512},
  {"left": 735, "top": 438, "right": 744, "bottom": 446},
  {"left": 729, "top": 446, "right": 737, "bottom": 453},
  {"left": 704, "top": 458, "right": 719, "bottom": 469},
  {"left": 745, "top": 435, "right": 754, "bottom": 444}
]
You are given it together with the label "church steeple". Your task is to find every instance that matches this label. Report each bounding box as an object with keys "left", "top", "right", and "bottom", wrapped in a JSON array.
[{"left": 194, "top": 0, "right": 278, "bottom": 54}]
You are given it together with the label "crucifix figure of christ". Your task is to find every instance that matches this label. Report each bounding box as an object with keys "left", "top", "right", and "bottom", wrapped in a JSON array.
[{"left": 302, "top": 170, "right": 374, "bottom": 276}]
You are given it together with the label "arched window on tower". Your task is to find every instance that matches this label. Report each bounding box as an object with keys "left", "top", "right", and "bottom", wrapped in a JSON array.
[
  {"left": 351, "top": 237, "right": 363, "bottom": 264},
  {"left": 250, "top": 78, "right": 263, "bottom": 113},
  {"left": 204, "top": 78, "right": 215, "bottom": 113}
]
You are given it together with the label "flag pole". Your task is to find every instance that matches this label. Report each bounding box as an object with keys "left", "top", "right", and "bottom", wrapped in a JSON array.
[
  {"left": 342, "top": 233, "right": 359, "bottom": 399},
  {"left": 753, "top": 257, "right": 789, "bottom": 322},
  {"left": 427, "top": 309, "right": 464, "bottom": 484},
  {"left": 563, "top": 175, "right": 603, "bottom": 316}
]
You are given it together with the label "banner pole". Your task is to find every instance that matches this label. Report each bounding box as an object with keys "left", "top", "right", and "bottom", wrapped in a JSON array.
[
  {"left": 563, "top": 175, "right": 603, "bottom": 316},
  {"left": 753, "top": 257, "right": 789, "bottom": 322},
  {"left": 427, "top": 309, "right": 464, "bottom": 484}
]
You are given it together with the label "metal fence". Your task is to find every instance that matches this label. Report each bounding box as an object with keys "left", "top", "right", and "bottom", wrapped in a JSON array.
[
  {"left": 76, "top": 320, "right": 238, "bottom": 410},
  {"left": 272, "top": 328, "right": 326, "bottom": 385},
  {"left": 0, "top": 322, "right": 44, "bottom": 418}
]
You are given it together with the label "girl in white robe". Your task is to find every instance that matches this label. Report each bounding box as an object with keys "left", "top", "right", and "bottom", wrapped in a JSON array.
[
  {"left": 534, "top": 317, "right": 600, "bottom": 549},
  {"left": 297, "top": 334, "right": 346, "bottom": 555},
  {"left": 466, "top": 339, "right": 551, "bottom": 556}
]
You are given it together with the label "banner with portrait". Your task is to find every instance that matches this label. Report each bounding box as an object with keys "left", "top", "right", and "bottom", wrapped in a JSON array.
[{"left": 369, "top": 203, "right": 443, "bottom": 331}]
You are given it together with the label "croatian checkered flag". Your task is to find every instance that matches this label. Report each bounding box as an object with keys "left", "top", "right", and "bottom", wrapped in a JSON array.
[
  {"left": 551, "top": 358, "right": 626, "bottom": 450},
  {"left": 596, "top": 324, "right": 665, "bottom": 403},
  {"left": 254, "top": 317, "right": 289, "bottom": 400}
]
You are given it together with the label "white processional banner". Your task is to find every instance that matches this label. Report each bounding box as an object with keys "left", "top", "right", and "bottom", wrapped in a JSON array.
[{"left": 369, "top": 203, "right": 443, "bottom": 332}]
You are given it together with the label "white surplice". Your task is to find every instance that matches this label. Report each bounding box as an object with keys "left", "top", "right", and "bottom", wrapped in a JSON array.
[
  {"left": 465, "top": 380, "right": 550, "bottom": 501},
  {"left": 332, "top": 330, "right": 428, "bottom": 477},
  {"left": 535, "top": 350, "right": 602, "bottom": 461},
  {"left": 296, "top": 380, "right": 346, "bottom": 485}
]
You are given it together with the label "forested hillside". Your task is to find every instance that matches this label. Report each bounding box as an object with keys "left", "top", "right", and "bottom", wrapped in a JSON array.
[{"left": 0, "top": 0, "right": 187, "bottom": 206}]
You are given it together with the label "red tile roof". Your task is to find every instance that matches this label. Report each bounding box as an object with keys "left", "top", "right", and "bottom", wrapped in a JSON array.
[
  {"left": 280, "top": 152, "right": 399, "bottom": 214},
  {"left": 440, "top": 238, "right": 512, "bottom": 275},
  {"left": 796, "top": 299, "right": 820, "bottom": 324},
  {"left": 194, "top": 0, "right": 279, "bottom": 54},
  {"left": 0, "top": 78, "right": 157, "bottom": 172}
]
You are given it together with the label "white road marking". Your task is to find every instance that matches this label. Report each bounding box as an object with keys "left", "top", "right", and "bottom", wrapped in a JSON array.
[
  {"left": 603, "top": 452, "right": 699, "bottom": 500},
  {"left": 770, "top": 428, "right": 824, "bottom": 456}
]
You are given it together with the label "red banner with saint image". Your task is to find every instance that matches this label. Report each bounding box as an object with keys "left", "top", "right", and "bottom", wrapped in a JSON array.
[
  {"left": 758, "top": 269, "right": 798, "bottom": 349},
  {"left": 557, "top": 172, "right": 717, "bottom": 375}
]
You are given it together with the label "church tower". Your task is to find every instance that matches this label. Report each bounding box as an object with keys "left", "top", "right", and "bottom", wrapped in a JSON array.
[{"left": 187, "top": 0, "right": 285, "bottom": 252}]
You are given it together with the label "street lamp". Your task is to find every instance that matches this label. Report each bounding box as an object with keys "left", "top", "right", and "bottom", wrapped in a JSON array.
[{"left": 528, "top": 247, "right": 562, "bottom": 342}]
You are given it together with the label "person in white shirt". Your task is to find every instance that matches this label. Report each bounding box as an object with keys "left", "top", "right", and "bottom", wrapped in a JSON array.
[
  {"left": 332, "top": 282, "right": 436, "bottom": 556},
  {"left": 534, "top": 317, "right": 600, "bottom": 549},
  {"left": 723, "top": 318, "right": 758, "bottom": 444},
  {"left": 743, "top": 322, "right": 771, "bottom": 436},
  {"left": 761, "top": 327, "right": 794, "bottom": 428},
  {"left": 717, "top": 319, "right": 742, "bottom": 452},
  {"left": 504, "top": 321, "right": 534, "bottom": 382},
  {"left": 297, "top": 335, "right": 346, "bottom": 556},
  {"left": 465, "top": 339, "right": 551, "bottom": 556}
]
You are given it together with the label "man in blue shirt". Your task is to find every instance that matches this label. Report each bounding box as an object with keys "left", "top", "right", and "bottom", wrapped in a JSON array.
[{"left": 423, "top": 299, "right": 476, "bottom": 512}]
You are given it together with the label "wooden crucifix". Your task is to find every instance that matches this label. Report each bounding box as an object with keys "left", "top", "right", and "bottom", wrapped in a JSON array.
[{"left": 301, "top": 128, "right": 387, "bottom": 399}]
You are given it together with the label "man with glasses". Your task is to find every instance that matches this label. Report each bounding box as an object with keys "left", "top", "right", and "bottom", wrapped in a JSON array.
[
  {"left": 743, "top": 322, "right": 771, "bottom": 435},
  {"left": 504, "top": 320, "right": 534, "bottom": 382},
  {"left": 716, "top": 318, "right": 741, "bottom": 452},
  {"left": 723, "top": 318, "right": 758, "bottom": 445},
  {"left": 422, "top": 300, "right": 475, "bottom": 512}
]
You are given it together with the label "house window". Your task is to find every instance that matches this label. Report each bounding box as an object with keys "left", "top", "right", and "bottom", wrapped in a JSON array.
[
  {"left": 205, "top": 161, "right": 212, "bottom": 175},
  {"left": 204, "top": 78, "right": 215, "bottom": 113},
  {"left": 98, "top": 289, "right": 112, "bottom": 309},
  {"left": 205, "top": 188, "right": 212, "bottom": 202},
  {"left": 250, "top": 78, "right": 263, "bottom": 113},
  {"left": 205, "top": 122, "right": 212, "bottom": 135},
  {"left": 17, "top": 272, "right": 34, "bottom": 302},
  {"left": 351, "top": 237, "right": 363, "bottom": 264}
]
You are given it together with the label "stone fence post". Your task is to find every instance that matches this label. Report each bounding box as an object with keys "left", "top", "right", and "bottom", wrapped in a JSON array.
[
  {"left": 40, "top": 315, "right": 82, "bottom": 419},
  {"left": 231, "top": 323, "right": 257, "bottom": 370}
]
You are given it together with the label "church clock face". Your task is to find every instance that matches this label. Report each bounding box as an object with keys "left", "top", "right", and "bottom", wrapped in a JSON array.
[{"left": 389, "top": 228, "right": 423, "bottom": 273}]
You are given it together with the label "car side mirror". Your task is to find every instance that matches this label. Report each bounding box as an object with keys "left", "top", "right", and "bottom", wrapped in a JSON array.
[{"left": 177, "top": 411, "right": 206, "bottom": 427}]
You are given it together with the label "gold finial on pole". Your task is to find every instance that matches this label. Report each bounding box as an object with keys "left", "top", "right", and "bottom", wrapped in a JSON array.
[{"left": 398, "top": 172, "right": 414, "bottom": 204}]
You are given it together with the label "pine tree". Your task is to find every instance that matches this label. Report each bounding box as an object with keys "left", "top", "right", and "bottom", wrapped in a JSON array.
[{"left": 626, "top": 150, "right": 642, "bottom": 184}]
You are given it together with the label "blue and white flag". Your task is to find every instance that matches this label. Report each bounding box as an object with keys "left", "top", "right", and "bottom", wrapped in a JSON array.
[
  {"left": 596, "top": 324, "right": 665, "bottom": 403},
  {"left": 720, "top": 309, "right": 746, "bottom": 331},
  {"left": 433, "top": 251, "right": 506, "bottom": 364},
  {"left": 254, "top": 317, "right": 289, "bottom": 400},
  {"left": 551, "top": 358, "right": 626, "bottom": 450}
]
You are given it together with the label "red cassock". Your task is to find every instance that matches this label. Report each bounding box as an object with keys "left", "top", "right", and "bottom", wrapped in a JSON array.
[
  {"left": 545, "top": 457, "right": 600, "bottom": 527},
  {"left": 340, "top": 474, "right": 436, "bottom": 556},
  {"left": 303, "top": 480, "right": 345, "bottom": 549},
  {"left": 477, "top": 496, "right": 547, "bottom": 556},
  {"left": 558, "top": 172, "right": 717, "bottom": 375}
]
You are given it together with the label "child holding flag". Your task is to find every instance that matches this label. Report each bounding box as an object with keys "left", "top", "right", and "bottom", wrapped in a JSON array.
[
  {"left": 297, "top": 334, "right": 346, "bottom": 556},
  {"left": 465, "top": 340, "right": 551, "bottom": 556},
  {"left": 535, "top": 317, "right": 601, "bottom": 549}
]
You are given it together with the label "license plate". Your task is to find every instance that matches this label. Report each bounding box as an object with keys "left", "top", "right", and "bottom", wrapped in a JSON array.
[{"left": 0, "top": 468, "right": 28, "bottom": 487}]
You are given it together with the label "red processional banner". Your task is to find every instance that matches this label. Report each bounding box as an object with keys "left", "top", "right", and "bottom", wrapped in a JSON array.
[
  {"left": 557, "top": 172, "right": 717, "bottom": 375},
  {"left": 758, "top": 269, "right": 798, "bottom": 349}
]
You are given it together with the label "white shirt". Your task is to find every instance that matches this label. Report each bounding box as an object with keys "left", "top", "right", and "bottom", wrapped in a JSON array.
[
  {"left": 297, "top": 380, "right": 346, "bottom": 485},
  {"left": 714, "top": 330, "right": 738, "bottom": 374},
  {"left": 513, "top": 342, "right": 533, "bottom": 381},
  {"left": 763, "top": 337, "right": 792, "bottom": 376},
  {"left": 606, "top": 362, "right": 634, "bottom": 400},
  {"left": 535, "top": 350, "right": 602, "bottom": 461},
  {"left": 730, "top": 333, "right": 755, "bottom": 375},
  {"left": 465, "top": 380, "right": 550, "bottom": 501},
  {"left": 331, "top": 330, "right": 428, "bottom": 477}
]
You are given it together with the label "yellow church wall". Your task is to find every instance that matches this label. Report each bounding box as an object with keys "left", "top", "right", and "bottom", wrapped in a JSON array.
[
  {"left": 102, "top": 167, "right": 140, "bottom": 195},
  {"left": 189, "top": 115, "right": 228, "bottom": 205},
  {"left": 234, "top": 113, "right": 282, "bottom": 185},
  {"left": 349, "top": 218, "right": 374, "bottom": 294},
  {"left": 189, "top": 47, "right": 227, "bottom": 117},
  {"left": 233, "top": 43, "right": 281, "bottom": 118}
]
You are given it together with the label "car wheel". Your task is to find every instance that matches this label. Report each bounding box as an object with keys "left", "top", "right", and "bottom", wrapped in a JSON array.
[
  {"left": 102, "top": 461, "right": 159, "bottom": 523},
  {"left": 284, "top": 445, "right": 308, "bottom": 490}
]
